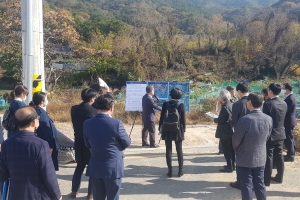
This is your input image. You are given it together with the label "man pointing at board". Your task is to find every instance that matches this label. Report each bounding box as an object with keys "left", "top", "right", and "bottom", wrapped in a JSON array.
[{"left": 142, "top": 85, "right": 162, "bottom": 148}]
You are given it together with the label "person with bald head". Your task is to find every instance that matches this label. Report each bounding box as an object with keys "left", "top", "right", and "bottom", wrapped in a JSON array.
[{"left": 0, "top": 106, "right": 62, "bottom": 200}]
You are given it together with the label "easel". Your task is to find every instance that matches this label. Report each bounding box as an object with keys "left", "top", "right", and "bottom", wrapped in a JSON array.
[{"left": 129, "top": 111, "right": 139, "bottom": 138}]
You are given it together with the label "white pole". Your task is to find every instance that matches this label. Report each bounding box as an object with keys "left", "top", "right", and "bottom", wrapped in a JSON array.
[
  {"left": 21, "top": 0, "right": 26, "bottom": 86},
  {"left": 25, "top": 0, "right": 33, "bottom": 104},
  {"left": 39, "top": 0, "right": 45, "bottom": 92}
]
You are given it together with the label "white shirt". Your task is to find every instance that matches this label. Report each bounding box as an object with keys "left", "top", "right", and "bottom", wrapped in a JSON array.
[
  {"left": 285, "top": 92, "right": 293, "bottom": 99},
  {"left": 271, "top": 96, "right": 279, "bottom": 99}
]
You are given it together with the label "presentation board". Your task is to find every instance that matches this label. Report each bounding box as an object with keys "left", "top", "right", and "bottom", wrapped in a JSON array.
[{"left": 125, "top": 81, "right": 190, "bottom": 112}]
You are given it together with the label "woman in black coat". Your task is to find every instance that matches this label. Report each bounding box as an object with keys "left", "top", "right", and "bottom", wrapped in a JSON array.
[
  {"left": 159, "top": 88, "right": 186, "bottom": 178},
  {"left": 29, "top": 92, "right": 59, "bottom": 171},
  {"left": 214, "top": 90, "right": 235, "bottom": 173}
]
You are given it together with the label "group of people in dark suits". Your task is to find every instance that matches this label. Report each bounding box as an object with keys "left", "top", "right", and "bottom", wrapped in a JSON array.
[
  {"left": 0, "top": 84, "right": 130, "bottom": 200},
  {"left": 215, "top": 82, "right": 297, "bottom": 200},
  {"left": 70, "top": 85, "right": 131, "bottom": 200}
]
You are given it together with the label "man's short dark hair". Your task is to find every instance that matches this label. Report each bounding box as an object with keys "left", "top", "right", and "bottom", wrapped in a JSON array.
[
  {"left": 14, "top": 106, "right": 39, "bottom": 128},
  {"left": 247, "top": 92, "right": 263, "bottom": 108},
  {"left": 89, "top": 83, "right": 103, "bottom": 94},
  {"left": 146, "top": 86, "right": 154, "bottom": 93},
  {"left": 96, "top": 94, "right": 115, "bottom": 110},
  {"left": 81, "top": 88, "right": 97, "bottom": 102},
  {"left": 236, "top": 83, "right": 249, "bottom": 93},
  {"left": 268, "top": 83, "right": 281, "bottom": 95},
  {"left": 170, "top": 88, "right": 182, "bottom": 99},
  {"left": 283, "top": 83, "right": 293, "bottom": 91},
  {"left": 226, "top": 85, "right": 235, "bottom": 91},
  {"left": 261, "top": 88, "right": 268, "bottom": 96}
]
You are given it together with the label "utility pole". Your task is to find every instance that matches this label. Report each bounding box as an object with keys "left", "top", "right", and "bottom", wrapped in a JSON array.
[{"left": 21, "top": 0, "right": 45, "bottom": 104}]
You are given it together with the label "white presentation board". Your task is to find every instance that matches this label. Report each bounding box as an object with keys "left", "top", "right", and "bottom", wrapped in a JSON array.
[
  {"left": 125, "top": 81, "right": 190, "bottom": 112},
  {"left": 125, "top": 82, "right": 147, "bottom": 111}
]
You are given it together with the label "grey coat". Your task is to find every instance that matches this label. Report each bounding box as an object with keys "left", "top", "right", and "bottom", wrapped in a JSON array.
[{"left": 232, "top": 110, "right": 272, "bottom": 168}]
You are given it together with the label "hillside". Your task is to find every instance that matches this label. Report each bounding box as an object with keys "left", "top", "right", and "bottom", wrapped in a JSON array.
[{"left": 188, "top": 0, "right": 279, "bottom": 7}]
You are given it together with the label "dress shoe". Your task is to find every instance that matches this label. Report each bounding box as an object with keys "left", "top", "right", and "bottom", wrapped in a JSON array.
[
  {"left": 219, "top": 167, "right": 233, "bottom": 173},
  {"left": 142, "top": 143, "right": 150, "bottom": 147},
  {"left": 167, "top": 169, "right": 172, "bottom": 178},
  {"left": 150, "top": 144, "right": 159, "bottom": 148},
  {"left": 223, "top": 165, "right": 235, "bottom": 170},
  {"left": 218, "top": 150, "right": 224, "bottom": 155},
  {"left": 230, "top": 181, "right": 241, "bottom": 190},
  {"left": 87, "top": 195, "right": 93, "bottom": 200},
  {"left": 70, "top": 192, "right": 78, "bottom": 199},
  {"left": 178, "top": 170, "right": 183, "bottom": 177},
  {"left": 271, "top": 177, "right": 282, "bottom": 184},
  {"left": 284, "top": 156, "right": 294, "bottom": 162}
]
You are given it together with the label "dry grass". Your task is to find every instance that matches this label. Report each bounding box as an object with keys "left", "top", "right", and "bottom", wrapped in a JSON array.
[
  {"left": 47, "top": 90, "right": 82, "bottom": 122},
  {"left": 293, "top": 124, "right": 300, "bottom": 151},
  {"left": 46, "top": 90, "right": 217, "bottom": 125}
]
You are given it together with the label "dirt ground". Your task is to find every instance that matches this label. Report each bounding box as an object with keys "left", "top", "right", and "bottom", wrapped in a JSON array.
[
  {"left": 55, "top": 122, "right": 219, "bottom": 148},
  {"left": 56, "top": 121, "right": 300, "bottom": 156}
]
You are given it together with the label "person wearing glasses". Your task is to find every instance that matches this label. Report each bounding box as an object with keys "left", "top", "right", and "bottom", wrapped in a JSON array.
[
  {"left": 29, "top": 92, "right": 59, "bottom": 171},
  {"left": 0, "top": 106, "right": 62, "bottom": 200}
]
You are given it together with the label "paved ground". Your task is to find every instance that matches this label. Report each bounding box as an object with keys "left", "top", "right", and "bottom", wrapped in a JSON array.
[
  {"left": 1, "top": 119, "right": 300, "bottom": 199},
  {"left": 58, "top": 146, "right": 300, "bottom": 200},
  {"left": 55, "top": 124, "right": 300, "bottom": 200}
]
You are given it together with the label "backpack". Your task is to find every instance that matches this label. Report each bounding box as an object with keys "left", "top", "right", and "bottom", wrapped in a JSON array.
[
  {"left": 2, "top": 107, "right": 17, "bottom": 132},
  {"left": 161, "top": 102, "right": 181, "bottom": 132}
]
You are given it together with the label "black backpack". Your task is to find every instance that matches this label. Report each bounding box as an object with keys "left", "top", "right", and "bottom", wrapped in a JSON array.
[
  {"left": 161, "top": 102, "right": 181, "bottom": 132},
  {"left": 2, "top": 105, "right": 17, "bottom": 132}
]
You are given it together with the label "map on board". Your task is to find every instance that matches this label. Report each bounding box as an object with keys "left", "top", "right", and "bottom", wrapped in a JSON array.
[{"left": 126, "top": 81, "right": 190, "bottom": 112}]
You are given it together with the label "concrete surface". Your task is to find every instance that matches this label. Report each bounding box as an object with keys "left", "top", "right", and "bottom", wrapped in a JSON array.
[
  {"left": 58, "top": 146, "right": 300, "bottom": 200},
  {"left": 1, "top": 117, "right": 300, "bottom": 199}
]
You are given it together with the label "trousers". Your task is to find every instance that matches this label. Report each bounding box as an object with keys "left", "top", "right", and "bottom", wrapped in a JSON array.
[
  {"left": 284, "top": 126, "right": 295, "bottom": 157},
  {"left": 264, "top": 140, "right": 284, "bottom": 185},
  {"left": 165, "top": 140, "right": 183, "bottom": 170},
  {"left": 237, "top": 166, "right": 266, "bottom": 200},
  {"left": 91, "top": 178, "right": 122, "bottom": 200},
  {"left": 221, "top": 138, "right": 235, "bottom": 169},
  {"left": 72, "top": 164, "right": 93, "bottom": 195},
  {"left": 142, "top": 122, "right": 156, "bottom": 145}
]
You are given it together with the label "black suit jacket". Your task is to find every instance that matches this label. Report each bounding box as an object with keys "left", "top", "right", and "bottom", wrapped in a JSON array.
[
  {"left": 284, "top": 93, "right": 297, "bottom": 127},
  {"left": 142, "top": 94, "right": 162, "bottom": 122},
  {"left": 263, "top": 97, "right": 287, "bottom": 141},
  {"left": 231, "top": 96, "right": 249, "bottom": 128},
  {"left": 71, "top": 102, "right": 98, "bottom": 165}
]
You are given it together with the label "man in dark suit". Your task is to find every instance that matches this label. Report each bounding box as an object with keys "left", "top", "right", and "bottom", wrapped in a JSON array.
[
  {"left": 282, "top": 83, "right": 297, "bottom": 162},
  {"left": 70, "top": 88, "right": 98, "bottom": 199},
  {"left": 0, "top": 106, "right": 61, "bottom": 200},
  {"left": 142, "top": 85, "right": 162, "bottom": 148},
  {"left": 230, "top": 82, "right": 250, "bottom": 189},
  {"left": 233, "top": 92, "right": 272, "bottom": 200},
  {"left": 83, "top": 94, "right": 131, "bottom": 200},
  {"left": 263, "top": 83, "right": 287, "bottom": 186},
  {"left": 226, "top": 85, "right": 238, "bottom": 103}
]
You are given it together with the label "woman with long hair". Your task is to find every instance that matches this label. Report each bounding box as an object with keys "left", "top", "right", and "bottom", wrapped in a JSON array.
[
  {"left": 7, "top": 85, "right": 29, "bottom": 138},
  {"left": 29, "top": 92, "right": 59, "bottom": 171},
  {"left": 159, "top": 88, "right": 186, "bottom": 177}
]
